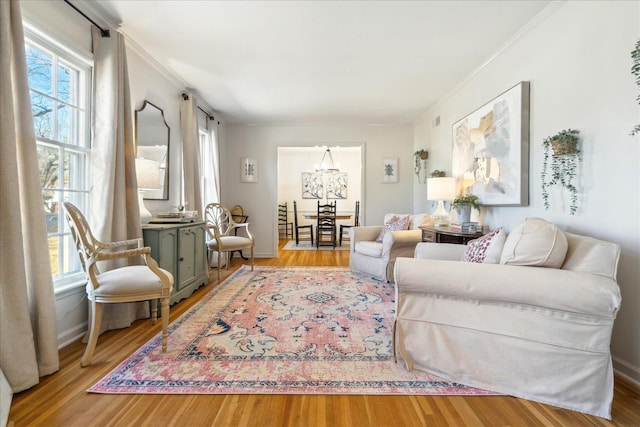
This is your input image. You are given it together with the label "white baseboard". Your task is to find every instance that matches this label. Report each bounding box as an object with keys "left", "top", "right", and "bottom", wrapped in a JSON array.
[
  {"left": 613, "top": 356, "right": 640, "bottom": 389},
  {"left": 57, "top": 322, "right": 87, "bottom": 349}
]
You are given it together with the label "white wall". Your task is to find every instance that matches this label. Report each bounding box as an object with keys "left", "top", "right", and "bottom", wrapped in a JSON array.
[
  {"left": 222, "top": 124, "right": 414, "bottom": 256},
  {"left": 414, "top": 1, "right": 640, "bottom": 385}
]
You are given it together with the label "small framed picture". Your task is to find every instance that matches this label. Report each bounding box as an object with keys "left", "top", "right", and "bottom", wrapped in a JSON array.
[
  {"left": 382, "top": 158, "right": 398, "bottom": 183},
  {"left": 241, "top": 158, "right": 258, "bottom": 183}
]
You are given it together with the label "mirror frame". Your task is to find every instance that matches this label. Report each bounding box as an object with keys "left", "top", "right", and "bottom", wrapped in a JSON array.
[{"left": 135, "top": 100, "right": 170, "bottom": 200}]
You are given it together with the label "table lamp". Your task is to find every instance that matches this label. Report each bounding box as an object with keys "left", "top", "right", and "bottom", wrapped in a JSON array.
[
  {"left": 135, "top": 158, "right": 161, "bottom": 224},
  {"left": 427, "top": 177, "right": 456, "bottom": 227}
]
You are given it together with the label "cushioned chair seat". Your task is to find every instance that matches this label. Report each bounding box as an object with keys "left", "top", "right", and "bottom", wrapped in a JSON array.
[
  {"left": 207, "top": 236, "right": 253, "bottom": 252},
  {"left": 94, "top": 265, "right": 172, "bottom": 298}
]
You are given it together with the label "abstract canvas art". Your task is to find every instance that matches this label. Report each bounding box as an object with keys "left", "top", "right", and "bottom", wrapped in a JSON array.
[{"left": 452, "top": 81, "right": 530, "bottom": 206}]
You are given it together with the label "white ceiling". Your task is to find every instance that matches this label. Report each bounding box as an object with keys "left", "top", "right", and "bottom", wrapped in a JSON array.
[{"left": 86, "top": 0, "right": 551, "bottom": 125}]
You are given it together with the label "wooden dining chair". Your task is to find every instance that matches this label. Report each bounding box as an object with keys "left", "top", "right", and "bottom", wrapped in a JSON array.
[
  {"left": 278, "top": 202, "right": 293, "bottom": 239},
  {"left": 293, "top": 201, "right": 314, "bottom": 245},
  {"left": 63, "top": 202, "right": 174, "bottom": 367},
  {"left": 316, "top": 201, "right": 337, "bottom": 249},
  {"left": 339, "top": 200, "right": 360, "bottom": 246}
]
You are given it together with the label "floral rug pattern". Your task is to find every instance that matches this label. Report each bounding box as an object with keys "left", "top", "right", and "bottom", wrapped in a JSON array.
[{"left": 89, "top": 266, "right": 493, "bottom": 395}]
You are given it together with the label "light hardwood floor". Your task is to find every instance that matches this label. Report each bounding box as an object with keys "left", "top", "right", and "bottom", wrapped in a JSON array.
[{"left": 8, "top": 241, "right": 640, "bottom": 426}]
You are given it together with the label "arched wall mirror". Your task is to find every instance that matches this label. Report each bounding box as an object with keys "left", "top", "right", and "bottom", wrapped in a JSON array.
[{"left": 135, "top": 100, "right": 170, "bottom": 200}]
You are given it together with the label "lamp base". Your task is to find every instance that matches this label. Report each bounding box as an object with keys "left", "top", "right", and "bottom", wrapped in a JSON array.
[
  {"left": 431, "top": 200, "right": 450, "bottom": 227},
  {"left": 138, "top": 190, "right": 152, "bottom": 225}
]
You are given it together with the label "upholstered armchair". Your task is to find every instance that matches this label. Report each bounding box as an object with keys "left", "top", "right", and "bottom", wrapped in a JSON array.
[
  {"left": 63, "top": 202, "right": 174, "bottom": 367},
  {"left": 348, "top": 213, "right": 429, "bottom": 282}
]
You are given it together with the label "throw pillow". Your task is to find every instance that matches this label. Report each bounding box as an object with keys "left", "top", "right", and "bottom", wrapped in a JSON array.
[
  {"left": 461, "top": 227, "right": 506, "bottom": 264},
  {"left": 500, "top": 218, "right": 568, "bottom": 268},
  {"left": 375, "top": 215, "right": 410, "bottom": 243}
]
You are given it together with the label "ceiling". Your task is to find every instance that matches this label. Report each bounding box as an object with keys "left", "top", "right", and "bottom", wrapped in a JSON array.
[{"left": 86, "top": 0, "right": 551, "bottom": 125}]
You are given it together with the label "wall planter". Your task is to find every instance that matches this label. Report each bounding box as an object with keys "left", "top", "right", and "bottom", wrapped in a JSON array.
[
  {"left": 413, "top": 149, "right": 429, "bottom": 183},
  {"left": 541, "top": 129, "right": 581, "bottom": 215}
]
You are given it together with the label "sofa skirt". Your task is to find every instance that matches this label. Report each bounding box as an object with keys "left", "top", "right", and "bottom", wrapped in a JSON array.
[{"left": 394, "top": 293, "right": 615, "bottom": 419}]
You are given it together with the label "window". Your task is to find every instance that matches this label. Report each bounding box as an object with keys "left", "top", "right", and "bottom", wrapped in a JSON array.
[{"left": 25, "top": 32, "right": 92, "bottom": 289}]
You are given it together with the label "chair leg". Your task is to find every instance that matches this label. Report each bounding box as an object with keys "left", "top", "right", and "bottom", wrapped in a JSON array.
[
  {"left": 151, "top": 299, "right": 158, "bottom": 323},
  {"left": 217, "top": 249, "right": 222, "bottom": 280},
  {"left": 81, "top": 300, "right": 103, "bottom": 367},
  {"left": 250, "top": 246, "right": 254, "bottom": 271},
  {"left": 161, "top": 296, "right": 169, "bottom": 353}
]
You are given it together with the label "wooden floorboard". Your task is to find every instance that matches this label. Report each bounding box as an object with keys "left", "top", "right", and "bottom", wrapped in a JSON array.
[{"left": 8, "top": 241, "right": 640, "bottom": 426}]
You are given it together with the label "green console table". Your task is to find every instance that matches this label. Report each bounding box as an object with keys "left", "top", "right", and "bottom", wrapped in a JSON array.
[{"left": 142, "top": 221, "right": 208, "bottom": 305}]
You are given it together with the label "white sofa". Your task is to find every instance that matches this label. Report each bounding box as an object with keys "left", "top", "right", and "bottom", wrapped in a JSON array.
[
  {"left": 393, "top": 219, "right": 621, "bottom": 419},
  {"left": 348, "top": 213, "right": 428, "bottom": 282}
]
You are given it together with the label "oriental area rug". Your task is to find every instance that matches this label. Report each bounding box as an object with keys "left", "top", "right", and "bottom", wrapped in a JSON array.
[{"left": 89, "top": 266, "right": 493, "bottom": 396}]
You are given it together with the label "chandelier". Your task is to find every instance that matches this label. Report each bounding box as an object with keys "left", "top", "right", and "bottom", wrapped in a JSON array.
[{"left": 315, "top": 148, "right": 339, "bottom": 172}]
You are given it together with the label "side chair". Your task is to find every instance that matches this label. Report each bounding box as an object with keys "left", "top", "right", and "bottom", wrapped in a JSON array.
[
  {"left": 62, "top": 202, "right": 174, "bottom": 367},
  {"left": 204, "top": 202, "right": 255, "bottom": 279},
  {"left": 339, "top": 200, "right": 360, "bottom": 246},
  {"left": 293, "top": 201, "right": 313, "bottom": 245}
]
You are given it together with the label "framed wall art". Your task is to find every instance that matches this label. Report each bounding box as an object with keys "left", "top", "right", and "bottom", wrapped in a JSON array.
[
  {"left": 382, "top": 158, "right": 398, "bottom": 183},
  {"left": 326, "top": 172, "right": 348, "bottom": 199},
  {"left": 452, "top": 81, "right": 530, "bottom": 206},
  {"left": 302, "top": 172, "right": 323, "bottom": 199},
  {"left": 240, "top": 158, "right": 258, "bottom": 183}
]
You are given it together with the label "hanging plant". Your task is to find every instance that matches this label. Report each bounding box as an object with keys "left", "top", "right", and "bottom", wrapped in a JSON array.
[
  {"left": 430, "top": 169, "right": 446, "bottom": 178},
  {"left": 413, "top": 149, "right": 429, "bottom": 183},
  {"left": 631, "top": 38, "right": 640, "bottom": 136},
  {"left": 541, "top": 129, "right": 581, "bottom": 215}
]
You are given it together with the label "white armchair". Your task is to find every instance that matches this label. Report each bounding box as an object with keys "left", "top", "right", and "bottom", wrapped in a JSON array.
[{"left": 348, "top": 213, "right": 429, "bottom": 282}]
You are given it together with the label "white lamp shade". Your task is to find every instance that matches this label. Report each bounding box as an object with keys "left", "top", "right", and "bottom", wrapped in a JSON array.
[
  {"left": 427, "top": 177, "right": 456, "bottom": 201},
  {"left": 135, "top": 158, "right": 161, "bottom": 190}
]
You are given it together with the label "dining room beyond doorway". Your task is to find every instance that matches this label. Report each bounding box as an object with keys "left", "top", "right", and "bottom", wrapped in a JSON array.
[{"left": 277, "top": 146, "right": 363, "bottom": 249}]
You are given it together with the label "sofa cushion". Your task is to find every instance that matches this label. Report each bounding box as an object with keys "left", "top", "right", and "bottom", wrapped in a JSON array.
[
  {"left": 500, "top": 218, "right": 568, "bottom": 268},
  {"left": 462, "top": 227, "right": 506, "bottom": 264},
  {"left": 354, "top": 240, "right": 383, "bottom": 257},
  {"left": 376, "top": 215, "right": 410, "bottom": 243},
  {"left": 562, "top": 232, "right": 621, "bottom": 280}
]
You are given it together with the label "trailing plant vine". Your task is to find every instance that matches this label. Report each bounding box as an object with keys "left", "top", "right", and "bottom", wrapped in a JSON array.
[
  {"left": 631, "top": 38, "right": 640, "bottom": 136},
  {"left": 541, "top": 129, "right": 581, "bottom": 215}
]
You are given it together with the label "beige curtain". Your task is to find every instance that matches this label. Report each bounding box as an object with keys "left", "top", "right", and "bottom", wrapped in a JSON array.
[
  {"left": 180, "top": 93, "right": 203, "bottom": 219},
  {"left": 0, "top": 0, "right": 59, "bottom": 392},
  {"left": 90, "top": 27, "right": 148, "bottom": 331}
]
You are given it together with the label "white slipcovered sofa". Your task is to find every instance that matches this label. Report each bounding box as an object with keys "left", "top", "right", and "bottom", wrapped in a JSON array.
[
  {"left": 349, "top": 213, "right": 429, "bottom": 282},
  {"left": 393, "top": 218, "right": 621, "bottom": 419}
]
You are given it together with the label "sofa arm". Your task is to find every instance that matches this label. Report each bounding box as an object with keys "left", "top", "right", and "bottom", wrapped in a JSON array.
[
  {"left": 349, "top": 226, "right": 382, "bottom": 251},
  {"left": 414, "top": 242, "right": 466, "bottom": 261},
  {"left": 382, "top": 229, "right": 423, "bottom": 261},
  {"left": 394, "top": 257, "right": 621, "bottom": 317}
]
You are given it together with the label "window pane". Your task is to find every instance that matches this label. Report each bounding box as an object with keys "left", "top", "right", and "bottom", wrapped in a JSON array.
[
  {"left": 26, "top": 45, "right": 52, "bottom": 95},
  {"left": 38, "top": 145, "right": 59, "bottom": 191},
  {"left": 48, "top": 236, "right": 59, "bottom": 277},
  {"left": 57, "top": 63, "right": 77, "bottom": 104},
  {"left": 62, "top": 234, "right": 83, "bottom": 278},
  {"left": 57, "top": 103, "right": 71, "bottom": 143},
  {"left": 63, "top": 150, "right": 87, "bottom": 190},
  {"left": 31, "top": 92, "right": 53, "bottom": 139}
]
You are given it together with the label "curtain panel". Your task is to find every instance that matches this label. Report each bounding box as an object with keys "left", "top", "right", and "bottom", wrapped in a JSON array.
[
  {"left": 90, "top": 27, "right": 149, "bottom": 331},
  {"left": 180, "top": 93, "right": 203, "bottom": 219},
  {"left": 0, "top": 0, "right": 59, "bottom": 393}
]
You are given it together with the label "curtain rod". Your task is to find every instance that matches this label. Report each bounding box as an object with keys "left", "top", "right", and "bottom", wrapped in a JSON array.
[{"left": 63, "top": 0, "right": 110, "bottom": 37}]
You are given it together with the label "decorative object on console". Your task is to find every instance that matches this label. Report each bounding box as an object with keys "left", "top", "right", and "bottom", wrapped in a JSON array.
[
  {"left": 382, "top": 158, "right": 398, "bottom": 183},
  {"left": 413, "top": 149, "right": 429, "bottom": 183},
  {"left": 430, "top": 169, "right": 445, "bottom": 178},
  {"left": 450, "top": 194, "right": 480, "bottom": 224},
  {"left": 541, "top": 129, "right": 581, "bottom": 215},
  {"left": 452, "top": 81, "right": 530, "bottom": 206},
  {"left": 240, "top": 158, "right": 258, "bottom": 183},
  {"left": 135, "top": 157, "right": 161, "bottom": 225},
  {"left": 426, "top": 177, "right": 456, "bottom": 227}
]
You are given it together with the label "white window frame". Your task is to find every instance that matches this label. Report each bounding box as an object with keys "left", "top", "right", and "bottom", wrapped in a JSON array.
[{"left": 25, "top": 27, "right": 93, "bottom": 292}]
